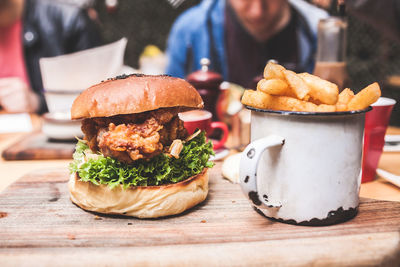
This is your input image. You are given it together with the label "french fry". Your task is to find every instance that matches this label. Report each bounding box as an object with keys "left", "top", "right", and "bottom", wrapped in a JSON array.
[
  {"left": 246, "top": 61, "right": 380, "bottom": 113},
  {"left": 272, "top": 96, "right": 317, "bottom": 112},
  {"left": 316, "top": 104, "right": 336, "bottom": 112},
  {"left": 257, "top": 78, "right": 290, "bottom": 96},
  {"left": 283, "top": 70, "right": 310, "bottom": 100},
  {"left": 347, "top": 82, "right": 381, "bottom": 111},
  {"left": 298, "top": 73, "right": 339, "bottom": 105},
  {"left": 264, "top": 61, "right": 286, "bottom": 80},
  {"left": 241, "top": 90, "right": 272, "bottom": 109},
  {"left": 308, "top": 97, "right": 322, "bottom": 105},
  {"left": 336, "top": 88, "right": 354, "bottom": 111},
  {"left": 241, "top": 90, "right": 318, "bottom": 112}
]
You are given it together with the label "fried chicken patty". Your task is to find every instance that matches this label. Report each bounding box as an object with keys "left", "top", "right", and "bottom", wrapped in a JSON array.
[{"left": 81, "top": 107, "right": 188, "bottom": 163}]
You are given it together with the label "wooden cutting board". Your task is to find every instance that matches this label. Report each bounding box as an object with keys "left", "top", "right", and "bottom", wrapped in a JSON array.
[
  {"left": 0, "top": 163, "right": 400, "bottom": 266},
  {"left": 1, "top": 132, "right": 74, "bottom": 160}
]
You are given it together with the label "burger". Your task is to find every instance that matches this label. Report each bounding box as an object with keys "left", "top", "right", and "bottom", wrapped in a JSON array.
[{"left": 68, "top": 74, "right": 214, "bottom": 218}]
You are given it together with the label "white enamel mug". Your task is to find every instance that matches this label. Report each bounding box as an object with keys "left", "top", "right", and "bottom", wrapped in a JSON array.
[{"left": 239, "top": 107, "right": 370, "bottom": 226}]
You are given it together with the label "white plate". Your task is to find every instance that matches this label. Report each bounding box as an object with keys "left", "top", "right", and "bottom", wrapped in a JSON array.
[
  {"left": 42, "top": 112, "right": 82, "bottom": 140},
  {"left": 210, "top": 147, "right": 229, "bottom": 161},
  {"left": 384, "top": 135, "right": 400, "bottom": 152}
]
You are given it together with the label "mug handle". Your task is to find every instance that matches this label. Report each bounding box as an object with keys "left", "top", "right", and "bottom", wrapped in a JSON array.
[
  {"left": 239, "top": 135, "right": 285, "bottom": 208},
  {"left": 210, "top": 121, "right": 229, "bottom": 150}
]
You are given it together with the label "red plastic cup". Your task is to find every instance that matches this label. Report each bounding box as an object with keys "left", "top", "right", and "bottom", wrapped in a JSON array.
[
  {"left": 362, "top": 97, "right": 396, "bottom": 183},
  {"left": 179, "top": 110, "right": 229, "bottom": 150}
]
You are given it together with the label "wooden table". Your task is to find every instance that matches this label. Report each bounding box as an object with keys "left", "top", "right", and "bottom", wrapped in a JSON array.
[
  {"left": 1, "top": 162, "right": 400, "bottom": 266},
  {"left": 0, "top": 115, "right": 70, "bottom": 193},
  {"left": 0, "top": 117, "right": 400, "bottom": 265}
]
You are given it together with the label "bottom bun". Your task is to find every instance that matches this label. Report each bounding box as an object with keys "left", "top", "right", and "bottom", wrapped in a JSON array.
[{"left": 68, "top": 168, "right": 209, "bottom": 218}]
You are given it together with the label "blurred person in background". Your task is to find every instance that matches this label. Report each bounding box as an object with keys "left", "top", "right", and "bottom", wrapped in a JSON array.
[
  {"left": 166, "top": 0, "right": 327, "bottom": 89},
  {"left": 0, "top": 0, "right": 102, "bottom": 114}
]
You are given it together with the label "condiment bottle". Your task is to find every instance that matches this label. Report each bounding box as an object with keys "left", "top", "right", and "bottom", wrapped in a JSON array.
[
  {"left": 186, "top": 58, "right": 223, "bottom": 120},
  {"left": 313, "top": 17, "right": 350, "bottom": 91}
]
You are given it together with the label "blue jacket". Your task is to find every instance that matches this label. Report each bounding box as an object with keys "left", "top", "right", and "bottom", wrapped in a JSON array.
[{"left": 166, "top": 0, "right": 328, "bottom": 81}]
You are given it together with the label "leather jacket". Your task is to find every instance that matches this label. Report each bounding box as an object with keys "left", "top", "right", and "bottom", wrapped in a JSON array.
[{"left": 23, "top": 0, "right": 102, "bottom": 113}]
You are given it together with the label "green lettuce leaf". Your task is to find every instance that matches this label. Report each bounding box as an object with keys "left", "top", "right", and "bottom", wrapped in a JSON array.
[{"left": 69, "top": 131, "right": 214, "bottom": 189}]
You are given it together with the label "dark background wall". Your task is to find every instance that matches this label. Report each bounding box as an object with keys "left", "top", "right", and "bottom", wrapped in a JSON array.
[{"left": 93, "top": 0, "right": 201, "bottom": 69}]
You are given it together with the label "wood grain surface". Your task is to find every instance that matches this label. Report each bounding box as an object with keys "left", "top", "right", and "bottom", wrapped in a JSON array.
[
  {"left": 1, "top": 132, "right": 74, "bottom": 160},
  {"left": 0, "top": 163, "right": 400, "bottom": 266}
]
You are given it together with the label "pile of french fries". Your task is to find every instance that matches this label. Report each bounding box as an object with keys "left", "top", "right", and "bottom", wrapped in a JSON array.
[{"left": 241, "top": 62, "right": 381, "bottom": 112}]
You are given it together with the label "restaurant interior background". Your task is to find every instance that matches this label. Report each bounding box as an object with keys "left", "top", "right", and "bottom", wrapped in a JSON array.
[{"left": 55, "top": 0, "right": 400, "bottom": 125}]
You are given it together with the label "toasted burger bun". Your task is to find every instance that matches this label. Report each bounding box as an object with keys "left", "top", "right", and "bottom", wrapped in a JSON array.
[
  {"left": 71, "top": 74, "right": 204, "bottom": 120},
  {"left": 68, "top": 168, "right": 209, "bottom": 218}
]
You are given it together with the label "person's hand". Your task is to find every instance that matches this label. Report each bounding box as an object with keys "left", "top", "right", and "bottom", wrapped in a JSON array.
[
  {"left": 312, "top": 0, "right": 333, "bottom": 9},
  {"left": 0, "top": 77, "right": 40, "bottom": 113},
  {"left": 312, "top": 0, "right": 345, "bottom": 9}
]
